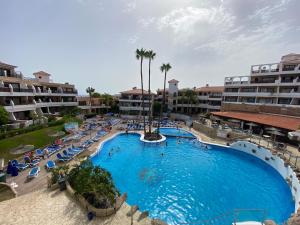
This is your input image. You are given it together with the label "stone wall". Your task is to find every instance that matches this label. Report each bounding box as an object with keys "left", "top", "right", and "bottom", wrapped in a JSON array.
[
  {"left": 66, "top": 181, "right": 127, "bottom": 217},
  {"left": 193, "top": 121, "right": 217, "bottom": 138}
]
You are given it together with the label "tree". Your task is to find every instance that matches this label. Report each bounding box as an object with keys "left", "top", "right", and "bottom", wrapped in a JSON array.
[
  {"left": 181, "top": 89, "right": 197, "bottom": 115},
  {"left": 0, "top": 106, "right": 9, "bottom": 125},
  {"left": 158, "top": 63, "right": 172, "bottom": 134},
  {"left": 92, "top": 92, "right": 101, "bottom": 98},
  {"left": 152, "top": 101, "right": 161, "bottom": 117},
  {"left": 145, "top": 50, "right": 156, "bottom": 134},
  {"left": 86, "top": 87, "right": 95, "bottom": 113},
  {"left": 136, "top": 48, "right": 147, "bottom": 135}
]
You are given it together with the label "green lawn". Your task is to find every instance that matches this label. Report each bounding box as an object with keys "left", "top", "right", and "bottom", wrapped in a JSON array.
[{"left": 0, "top": 125, "right": 64, "bottom": 162}]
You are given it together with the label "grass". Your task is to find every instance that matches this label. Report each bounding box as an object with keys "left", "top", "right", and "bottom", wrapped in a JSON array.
[{"left": 0, "top": 125, "right": 64, "bottom": 162}]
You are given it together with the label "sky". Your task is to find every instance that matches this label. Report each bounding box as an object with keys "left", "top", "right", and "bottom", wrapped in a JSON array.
[{"left": 1, "top": 0, "right": 300, "bottom": 95}]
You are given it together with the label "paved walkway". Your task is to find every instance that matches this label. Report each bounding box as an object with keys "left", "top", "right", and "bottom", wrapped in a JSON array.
[
  {"left": 0, "top": 188, "right": 151, "bottom": 225},
  {"left": 6, "top": 126, "right": 118, "bottom": 196}
]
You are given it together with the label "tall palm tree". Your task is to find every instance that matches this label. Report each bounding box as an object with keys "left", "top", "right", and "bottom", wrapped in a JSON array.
[
  {"left": 136, "top": 48, "right": 147, "bottom": 135},
  {"left": 145, "top": 50, "right": 156, "bottom": 134},
  {"left": 86, "top": 86, "right": 95, "bottom": 113},
  {"left": 182, "top": 89, "right": 197, "bottom": 115},
  {"left": 158, "top": 63, "right": 172, "bottom": 134}
]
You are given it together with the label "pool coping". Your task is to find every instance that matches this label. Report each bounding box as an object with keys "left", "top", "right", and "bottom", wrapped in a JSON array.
[{"left": 91, "top": 128, "right": 299, "bottom": 223}]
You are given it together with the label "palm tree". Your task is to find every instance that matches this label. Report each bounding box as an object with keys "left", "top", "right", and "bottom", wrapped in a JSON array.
[
  {"left": 182, "top": 89, "right": 197, "bottom": 115},
  {"left": 145, "top": 50, "right": 156, "bottom": 134},
  {"left": 158, "top": 63, "right": 172, "bottom": 134},
  {"left": 86, "top": 87, "right": 95, "bottom": 113},
  {"left": 136, "top": 48, "right": 147, "bottom": 135}
]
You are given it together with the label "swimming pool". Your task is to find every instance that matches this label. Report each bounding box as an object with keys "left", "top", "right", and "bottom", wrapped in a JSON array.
[
  {"left": 91, "top": 130, "right": 294, "bottom": 224},
  {"left": 158, "top": 127, "right": 196, "bottom": 138}
]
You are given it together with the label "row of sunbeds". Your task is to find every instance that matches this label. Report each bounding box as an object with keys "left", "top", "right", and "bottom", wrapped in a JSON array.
[{"left": 56, "top": 147, "right": 84, "bottom": 162}]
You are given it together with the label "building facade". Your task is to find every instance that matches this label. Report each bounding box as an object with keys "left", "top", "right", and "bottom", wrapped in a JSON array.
[
  {"left": 0, "top": 61, "right": 78, "bottom": 126},
  {"left": 118, "top": 87, "right": 154, "bottom": 116},
  {"left": 222, "top": 53, "right": 300, "bottom": 117},
  {"left": 77, "top": 96, "right": 110, "bottom": 114},
  {"left": 157, "top": 79, "right": 223, "bottom": 114},
  {"left": 213, "top": 53, "right": 300, "bottom": 132}
]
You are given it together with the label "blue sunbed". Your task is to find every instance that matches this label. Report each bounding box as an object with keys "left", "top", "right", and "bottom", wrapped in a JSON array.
[
  {"left": 28, "top": 166, "right": 40, "bottom": 179},
  {"left": 56, "top": 153, "right": 70, "bottom": 162},
  {"left": 12, "top": 159, "right": 28, "bottom": 171},
  {"left": 45, "top": 160, "right": 56, "bottom": 170}
]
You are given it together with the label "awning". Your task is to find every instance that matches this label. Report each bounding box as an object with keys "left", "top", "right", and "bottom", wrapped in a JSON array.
[{"left": 211, "top": 111, "right": 300, "bottom": 131}]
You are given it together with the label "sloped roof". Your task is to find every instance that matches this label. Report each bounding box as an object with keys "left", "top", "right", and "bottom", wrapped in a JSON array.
[
  {"left": 120, "top": 88, "right": 154, "bottom": 95},
  {"left": 196, "top": 86, "right": 224, "bottom": 93},
  {"left": 0, "top": 61, "right": 17, "bottom": 69},
  {"left": 33, "top": 71, "right": 51, "bottom": 76},
  {"left": 212, "top": 111, "right": 300, "bottom": 131},
  {"left": 168, "top": 79, "right": 179, "bottom": 83}
]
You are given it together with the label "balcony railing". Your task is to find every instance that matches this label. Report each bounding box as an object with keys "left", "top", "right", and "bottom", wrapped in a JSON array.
[
  {"left": 0, "top": 87, "right": 10, "bottom": 92},
  {"left": 13, "top": 88, "right": 33, "bottom": 93}
]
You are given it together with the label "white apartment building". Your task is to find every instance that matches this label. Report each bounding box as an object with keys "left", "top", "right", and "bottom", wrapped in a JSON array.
[
  {"left": 118, "top": 87, "right": 154, "bottom": 116},
  {"left": 157, "top": 79, "right": 223, "bottom": 114},
  {"left": 0, "top": 61, "right": 78, "bottom": 126},
  {"left": 222, "top": 53, "right": 300, "bottom": 117},
  {"left": 77, "top": 95, "right": 110, "bottom": 114}
]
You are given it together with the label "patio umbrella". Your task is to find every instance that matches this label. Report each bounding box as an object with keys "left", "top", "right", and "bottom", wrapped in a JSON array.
[
  {"left": 10, "top": 164, "right": 18, "bottom": 188},
  {"left": 288, "top": 131, "right": 300, "bottom": 141},
  {"left": 267, "top": 130, "right": 285, "bottom": 142}
]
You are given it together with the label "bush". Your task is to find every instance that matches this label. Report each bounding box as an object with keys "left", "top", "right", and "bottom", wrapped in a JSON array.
[
  {"left": 50, "top": 165, "right": 70, "bottom": 185},
  {"left": 68, "top": 159, "right": 119, "bottom": 208}
]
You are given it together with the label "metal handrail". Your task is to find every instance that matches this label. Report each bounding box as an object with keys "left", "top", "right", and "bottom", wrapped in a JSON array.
[{"left": 178, "top": 208, "right": 268, "bottom": 225}]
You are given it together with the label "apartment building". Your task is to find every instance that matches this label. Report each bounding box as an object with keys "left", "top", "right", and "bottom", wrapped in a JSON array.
[
  {"left": 213, "top": 53, "right": 300, "bottom": 132},
  {"left": 157, "top": 79, "right": 223, "bottom": 114},
  {"left": 0, "top": 61, "right": 78, "bottom": 126},
  {"left": 118, "top": 87, "right": 154, "bottom": 116},
  {"left": 77, "top": 96, "right": 110, "bottom": 114}
]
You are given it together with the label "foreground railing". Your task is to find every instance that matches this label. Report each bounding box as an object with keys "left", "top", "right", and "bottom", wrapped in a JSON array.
[{"left": 178, "top": 209, "right": 268, "bottom": 225}]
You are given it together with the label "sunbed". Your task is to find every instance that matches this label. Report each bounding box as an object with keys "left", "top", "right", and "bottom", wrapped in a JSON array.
[
  {"left": 45, "top": 160, "right": 56, "bottom": 170},
  {"left": 28, "top": 166, "right": 40, "bottom": 179}
]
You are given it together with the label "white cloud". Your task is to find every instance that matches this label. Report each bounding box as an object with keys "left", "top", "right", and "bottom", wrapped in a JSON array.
[
  {"left": 157, "top": 6, "right": 234, "bottom": 46},
  {"left": 138, "top": 17, "right": 156, "bottom": 28},
  {"left": 128, "top": 35, "right": 139, "bottom": 44},
  {"left": 122, "top": 0, "right": 136, "bottom": 13}
]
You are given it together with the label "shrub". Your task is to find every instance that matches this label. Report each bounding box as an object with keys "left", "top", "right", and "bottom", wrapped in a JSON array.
[
  {"left": 68, "top": 159, "right": 119, "bottom": 208},
  {"left": 50, "top": 165, "right": 70, "bottom": 185}
]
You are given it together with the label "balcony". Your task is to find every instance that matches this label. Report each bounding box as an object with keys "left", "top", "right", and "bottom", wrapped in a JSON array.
[{"left": 119, "top": 106, "right": 150, "bottom": 111}]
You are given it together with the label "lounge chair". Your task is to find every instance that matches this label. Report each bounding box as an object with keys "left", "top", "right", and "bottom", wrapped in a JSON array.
[
  {"left": 35, "top": 149, "right": 44, "bottom": 157},
  {"left": 56, "top": 153, "right": 70, "bottom": 162},
  {"left": 12, "top": 159, "right": 28, "bottom": 171},
  {"left": 63, "top": 150, "right": 76, "bottom": 158},
  {"left": 28, "top": 167, "right": 40, "bottom": 179},
  {"left": 45, "top": 160, "right": 56, "bottom": 171}
]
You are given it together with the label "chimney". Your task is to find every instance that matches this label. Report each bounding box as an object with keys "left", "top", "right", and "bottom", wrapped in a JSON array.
[{"left": 206, "top": 84, "right": 209, "bottom": 87}]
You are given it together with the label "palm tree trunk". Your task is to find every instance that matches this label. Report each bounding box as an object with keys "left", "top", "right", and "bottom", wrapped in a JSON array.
[
  {"left": 89, "top": 93, "right": 92, "bottom": 113},
  {"left": 158, "top": 71, "right": 167, "bottom": 134},
  {"left": 148, "top": 58, "right": 152, "bottom": 134},
  {"left": 140, "top": 58, "right": 146, "bottom": 135}
]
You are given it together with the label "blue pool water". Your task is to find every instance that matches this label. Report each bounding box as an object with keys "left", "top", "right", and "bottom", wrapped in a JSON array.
[
  {"left": 91, "top": 131, "right": 294, "bottom": 224},
  {"left": 158, "top": 128, "right": 196, "bottom": 138}
]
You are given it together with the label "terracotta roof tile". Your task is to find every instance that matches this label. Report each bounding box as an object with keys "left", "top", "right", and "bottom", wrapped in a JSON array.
[
  {"left": 196, "top": 86, "right": 224, "bottom": 92},
  {"left": 0, "top": 61, "right": 17, "bottom": 69},
  {"left": 120, "top": 88, "right": 154, "bottom": 95},
  {"left": 168, "top": 79, "right": 179, "bottom": 83},
  {"left": 212, "top": 111, "right": 300, "bottom": 131},
  {"left": 33, "top": 71, "right": 51, "bottom": 76}
]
